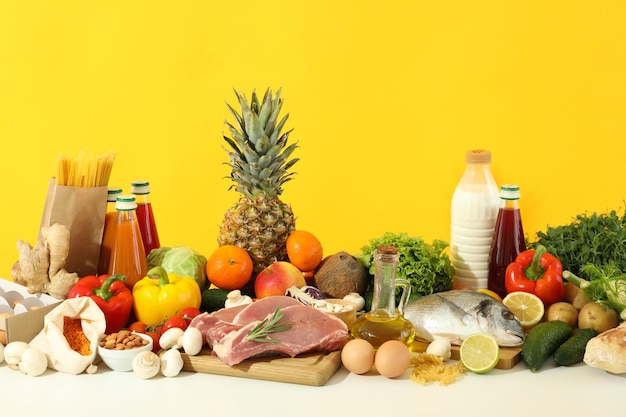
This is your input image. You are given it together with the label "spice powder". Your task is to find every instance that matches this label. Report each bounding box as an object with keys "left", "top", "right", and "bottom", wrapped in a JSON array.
[{"left": 63, "top": 316, "right": 92, "bottom": 356}]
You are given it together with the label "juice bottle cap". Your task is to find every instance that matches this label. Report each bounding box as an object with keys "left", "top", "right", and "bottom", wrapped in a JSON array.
[
  {"left": 500, "top": 184, "right": 520, "bottom": 200},
  {"left": 465, "top": 150, "right": 492, "bottom": 164},
  {"left": 107, "top": 187, "right": 123, "bottom": 203},
  {"left": 115, "top": 194, "right": 138, "bottom": 211},
  {"left": 131, "top": 180, "right": 151, "bottom": 195}
]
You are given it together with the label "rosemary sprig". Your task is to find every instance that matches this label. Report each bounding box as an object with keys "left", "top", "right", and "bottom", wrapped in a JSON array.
[{"left": 245, "top": 307, "right": 293, "bottom": 343}]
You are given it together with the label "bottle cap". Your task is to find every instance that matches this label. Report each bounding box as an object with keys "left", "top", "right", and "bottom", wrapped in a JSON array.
[
  {"left": 131, "top": 180, "right": 151, "bottom": 195},
  {"left": 465, "top": 150, "right": 492, "bottom": 164},
  {"left": 107, "top": 187, "right": 123, "bottom": 203},
  {"left": 115, "top": 194, "right": 138, "bottom": 211},
  {"left": 500, "top": 184, "right": 520, "bottom": 200}
]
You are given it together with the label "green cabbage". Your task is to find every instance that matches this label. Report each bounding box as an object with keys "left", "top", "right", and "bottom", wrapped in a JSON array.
[{"left": 147, "top": 246, "right": 209, "bottom": 291}]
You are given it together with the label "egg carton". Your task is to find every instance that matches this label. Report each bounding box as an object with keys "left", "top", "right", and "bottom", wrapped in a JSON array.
[{"left": 0, "top": 279, "right": 62, "bottom": 344}]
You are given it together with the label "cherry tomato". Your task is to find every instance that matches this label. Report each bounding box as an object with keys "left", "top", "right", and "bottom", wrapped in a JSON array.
[
  {"left": 128, "top": 321, "right": 147, "bottom": 334},
  {"left": 128, "top": 321, "right": 161, "bottom": 353},
  {"left": 161, "top": 316, "right": 189, "bottom": 334},
  {"left": 181, "top": 307, "right": 201, "bottom": 321}
]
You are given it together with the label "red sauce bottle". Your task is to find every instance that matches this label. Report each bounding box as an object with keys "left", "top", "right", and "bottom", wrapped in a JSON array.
[
  {"left": 131, "top": 180, "right": 160, "bottom": 256},
  {"left": 488, "top": 184, "right": 526, "bottom": 299}
]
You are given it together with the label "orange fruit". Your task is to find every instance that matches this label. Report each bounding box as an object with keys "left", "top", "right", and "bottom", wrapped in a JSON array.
[
  {"left": 206, "top": 245, "right": 254, "bottom": 290},
  {"left": 286, "top": 230, "right": 323, "bottom": 272}
]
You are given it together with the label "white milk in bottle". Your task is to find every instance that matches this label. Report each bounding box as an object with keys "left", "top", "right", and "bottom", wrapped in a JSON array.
[{"left": 450, "top": 150, "right": 499, "bottom": 289}]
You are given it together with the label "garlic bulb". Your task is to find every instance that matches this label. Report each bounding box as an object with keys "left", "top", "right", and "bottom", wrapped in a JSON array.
[{"left": 132, "top": 351, "right": 161, "bottom": 380}]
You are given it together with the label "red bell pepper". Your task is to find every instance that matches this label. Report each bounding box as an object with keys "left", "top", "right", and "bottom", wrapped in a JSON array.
[
  {"left": 67, "top": 274, "right": 133, "bottom": 334},
  {"left": 505, "top": 245, "right": 565, "bottom": 305}
]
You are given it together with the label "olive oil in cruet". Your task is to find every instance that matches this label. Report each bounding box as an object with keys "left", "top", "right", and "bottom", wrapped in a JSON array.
[{"left": 349, "top": 245, "right": 415, "bottom": 348}]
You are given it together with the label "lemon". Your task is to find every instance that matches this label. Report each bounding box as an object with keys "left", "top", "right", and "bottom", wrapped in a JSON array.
[
  {"left": 476, "top": 288, "right": 502, "bottom": 302},
  {"left": 502, "top": 291, "right": 545, "bottom": 329},
  {"left": 459, "top": 333, "right": 500, "bottom": 374}
]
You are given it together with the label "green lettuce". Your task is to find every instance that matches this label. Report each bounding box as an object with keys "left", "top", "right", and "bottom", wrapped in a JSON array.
[{"left": 356, "top": 232, "right": 454, "bottom": 299}]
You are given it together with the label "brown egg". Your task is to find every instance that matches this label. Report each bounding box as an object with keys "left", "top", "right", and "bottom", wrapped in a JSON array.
[
  {"left": 0, "top": 312, "right": 14, "bottom": 345},
  {"left": 341, "top": 339, "right": 375, "bottom": 374},
  {"left": 374, "top": 340, "right": 411, "bottom": 378}
]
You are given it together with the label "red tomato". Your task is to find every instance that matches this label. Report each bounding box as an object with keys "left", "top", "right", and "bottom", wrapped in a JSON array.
[
  {"left": 181, "top": 307, "right": 201, "bottom": 321},
  {"left": 128, "top": 321, "right": 161, "bottom": 353},
  {"left": 128, "top": 321, "right": 147, "bottom": 334},
  {"left": 161, "top": 316, "right": 189, "bottom": 334}
]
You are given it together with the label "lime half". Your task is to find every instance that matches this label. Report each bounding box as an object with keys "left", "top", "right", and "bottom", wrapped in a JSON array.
[{"left": 459, "top": 333, "right": 500, "bottom": 374}]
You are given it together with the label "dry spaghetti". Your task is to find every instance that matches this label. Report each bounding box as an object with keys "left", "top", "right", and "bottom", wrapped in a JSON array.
[{"left": 56, "top": 150, "right": 115, "bottom": 187}]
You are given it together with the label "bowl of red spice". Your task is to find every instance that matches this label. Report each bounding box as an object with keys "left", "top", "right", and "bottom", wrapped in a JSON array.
[{"left": 97, "top": 330, "right": 153, "bottom": 372}]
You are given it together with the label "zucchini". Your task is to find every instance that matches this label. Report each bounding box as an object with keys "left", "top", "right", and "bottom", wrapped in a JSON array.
[
  {"left": 521, "top": 320, "right": 572, "bottom": 372},
  {"left": 553, "top": 328, "right": 598, "bottom": 366}
]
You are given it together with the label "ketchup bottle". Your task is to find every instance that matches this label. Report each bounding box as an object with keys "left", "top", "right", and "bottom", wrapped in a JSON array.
[
  {"left": 487, "top": 184, "right": 526, "bottom": 299},
  {"left": 131, "top": 180, "right": 160, "bottom": 256}
]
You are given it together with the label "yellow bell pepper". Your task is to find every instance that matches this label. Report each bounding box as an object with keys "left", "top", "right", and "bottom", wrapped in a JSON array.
[{"left": 132, "top": 266, "right": 202, "bottom": 326}]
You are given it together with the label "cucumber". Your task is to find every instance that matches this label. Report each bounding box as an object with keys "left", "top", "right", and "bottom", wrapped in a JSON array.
[
  {"left": 521, "top": 320, "right": 572, "bottom": 372},
  {"left": 553, "top": 328, "right": 598, "bottom": 366}
]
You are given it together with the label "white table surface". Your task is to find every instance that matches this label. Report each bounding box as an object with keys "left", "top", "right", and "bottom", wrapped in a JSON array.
[{"left": 0, "top": 354, "right": 623, "bottom": 417}]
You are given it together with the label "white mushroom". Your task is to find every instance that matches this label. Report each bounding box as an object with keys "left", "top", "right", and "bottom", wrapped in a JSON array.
[
  {"left": 343, "top": 293, "right": 365, "bottom": 311},
  {"left": 160, "top": 348, "right": 184, "bottom": 377},
  {"left": 132, "top": 350, "right": 161, "bottom": 379},
  {"left": 159, "top": 327, "right": 184, "bottom": 350},
  {"left": 182, "top": 327, "right": 203, "bottom": 356},
  {"left": 426, "top": 337, "right": 452, "bottom": 361},
  {"left": 4, "top": 341, "right": 29, "bottom": 369},
  {"left": 225, "top": 290, "right": 253, "bottom": 308},
  {"left": 18, "top": 347, "right": 47, "bottom": 377}
]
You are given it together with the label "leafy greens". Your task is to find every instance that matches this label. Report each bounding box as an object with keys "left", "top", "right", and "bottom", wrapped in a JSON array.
[
  {"left": 531, "top": 209, "right": 626, "bottom": 277},
  {"left": 356, "top": 232, "right": 454, "bottom": 299}
]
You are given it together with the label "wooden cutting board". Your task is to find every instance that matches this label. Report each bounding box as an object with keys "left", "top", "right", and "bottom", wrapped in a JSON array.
[
  {"left": 410, "top": 341, "right": 522, "bottom": 370},
  {"left": 181, "top": 348, "right": 342, "bottom": 386}
]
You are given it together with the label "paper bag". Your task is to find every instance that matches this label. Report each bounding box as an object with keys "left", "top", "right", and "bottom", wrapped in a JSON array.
[
  {"left": 30, "top": 297, "right": 105, "bottom": 374},
  {"left": 39, "top": 177, "right": 108, "bottom": 277}
]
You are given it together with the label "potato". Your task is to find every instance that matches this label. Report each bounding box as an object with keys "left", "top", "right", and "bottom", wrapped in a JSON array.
[
  {"left": 564, "top": 283, "right": 591, "bottom": 310},
  {"left": 578, "top": 301, "right": 619, "bottom": 333},
  {"left": 546, "top": 302, "right": 578, "bottom": 329}
]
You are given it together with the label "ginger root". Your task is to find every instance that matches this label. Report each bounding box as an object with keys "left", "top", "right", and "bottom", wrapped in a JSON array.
[{"left": 11, "top": 223, "right": 79, "bottom": 299}]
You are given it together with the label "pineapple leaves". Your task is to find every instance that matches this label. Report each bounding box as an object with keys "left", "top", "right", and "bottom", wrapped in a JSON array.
[{"left": 223, "top": 87, "right": 298, "bottom": 200}]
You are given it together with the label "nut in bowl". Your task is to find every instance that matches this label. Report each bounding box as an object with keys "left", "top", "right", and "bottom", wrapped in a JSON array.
[
  {"left": 97, "top": 331, "right": 153, "bottom": 372},
  {"left": 314, "top": 298, "right": 357, "bottom": 326}
]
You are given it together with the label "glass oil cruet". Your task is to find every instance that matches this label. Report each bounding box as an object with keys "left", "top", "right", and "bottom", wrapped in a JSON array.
[{"left": 349, "top": 245, "right": 416, "bottom": 348}]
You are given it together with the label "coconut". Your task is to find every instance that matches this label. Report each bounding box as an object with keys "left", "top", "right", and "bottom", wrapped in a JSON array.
[{"left": 313, "top": 252, "right": 368, "bottom": 299}]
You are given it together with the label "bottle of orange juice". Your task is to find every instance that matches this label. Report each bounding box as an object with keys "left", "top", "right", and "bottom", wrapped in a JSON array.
[
  {"left": 108, "top": 194, "right": 148, "bottom": 289},
  {"left": 98, "top": 187, "right": 123, "bottom": 275}
]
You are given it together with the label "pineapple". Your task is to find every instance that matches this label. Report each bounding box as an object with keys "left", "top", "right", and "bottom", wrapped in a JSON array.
[{"left": 218, "top": 87, "right": 298, "bottom": 275}]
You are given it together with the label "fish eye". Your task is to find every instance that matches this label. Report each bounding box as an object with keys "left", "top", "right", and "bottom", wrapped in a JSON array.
[{"left": 502, "top": 310, "right": 516, "bottom": 321}]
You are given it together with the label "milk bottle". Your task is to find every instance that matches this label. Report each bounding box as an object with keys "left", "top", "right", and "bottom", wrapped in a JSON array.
[{"left": 450, "top": 150, "right": 499, "bottom": 289}]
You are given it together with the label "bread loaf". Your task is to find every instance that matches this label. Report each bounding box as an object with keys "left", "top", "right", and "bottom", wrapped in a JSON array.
[{"left": 583, "top": 321, "right": 626, "bottom": 374}]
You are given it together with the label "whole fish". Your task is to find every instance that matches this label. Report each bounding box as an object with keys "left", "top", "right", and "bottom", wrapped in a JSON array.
[{"left": 404, "top": 290, "right": 525, "bottom": 347}]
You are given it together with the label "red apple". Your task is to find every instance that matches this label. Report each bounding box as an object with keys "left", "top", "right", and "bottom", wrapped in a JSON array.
[{"left": 254, "top": 261, "right": 306, "bottom": 299}]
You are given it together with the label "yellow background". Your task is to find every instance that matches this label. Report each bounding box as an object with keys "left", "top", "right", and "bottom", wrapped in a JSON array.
[{"left": 0, "top": 1, "right": 624, "bottom": 279}]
